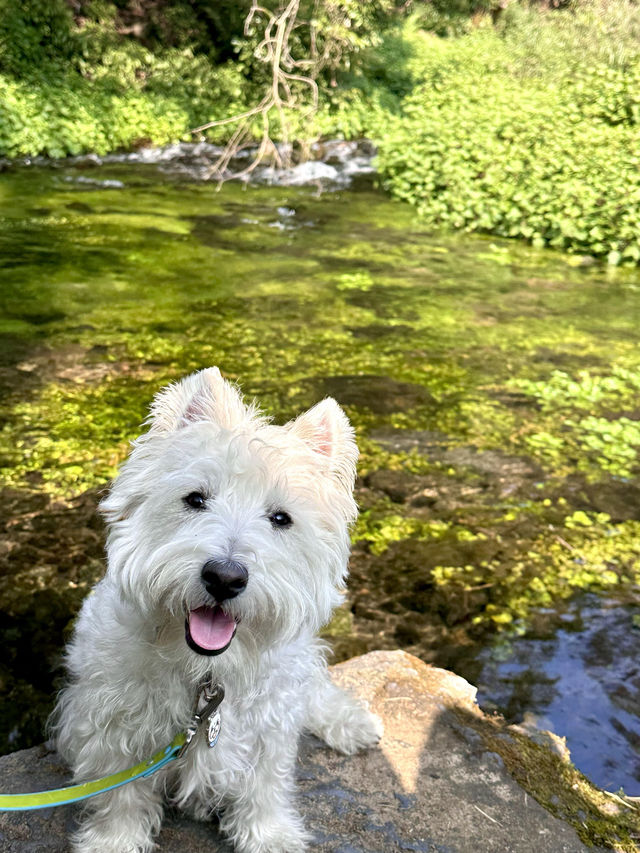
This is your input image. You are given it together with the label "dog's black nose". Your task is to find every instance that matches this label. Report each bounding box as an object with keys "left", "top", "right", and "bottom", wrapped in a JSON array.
[{"left": 201, "top": 559, "right": 248, "bottom": 602}]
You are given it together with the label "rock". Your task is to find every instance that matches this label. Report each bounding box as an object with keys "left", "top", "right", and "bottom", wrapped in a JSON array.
[
  {"left": 7, "top": 139, "right": 376, "bottom": 189},
  {"left": 371, "top": 429, "right": 544, "bottom": 498},
  {"left": 253, "top": 161, "right": 342, "bottom": 186},
  {"left": 364, "top": 469, "right": 428, "bottom": 503},
  {"left": 99, "top": 142, "right": 226, "bottom": 165},
  {"left": 0, "top": 652, "right": 601, "bottom": 852},
  {"left": 63, "top": 175, "right": 125, "bottom": 189},
  {"left": 581, "top": 479, "right": 640, "bottom": 523},
  {"left": 311, "top": 139, "right": 373, "bottom": 166},
  {"left": 252, "top": 139, "right": 376, "bottom": 186},
  {"left": 317, "top": 376, "right": 435, "bottom": 415},
  {"left": 510, "top": 714, "right": 572, "bottom": 761}
]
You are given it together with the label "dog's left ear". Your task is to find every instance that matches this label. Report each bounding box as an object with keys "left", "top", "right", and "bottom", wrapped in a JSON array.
[
  {"left": 149, "top": 367, "right": 250, "bottom": 433},
  {"left": 288, "top": 398, "right": 358, "bottom": 489}
]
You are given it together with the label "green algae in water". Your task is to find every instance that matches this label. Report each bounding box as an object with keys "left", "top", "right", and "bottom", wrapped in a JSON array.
[
  {"left": 1, "top": 162, "right": 639, "bottom": 545},
  {"left": 1, "top": 163, "right": 640, "bottom": 557}
]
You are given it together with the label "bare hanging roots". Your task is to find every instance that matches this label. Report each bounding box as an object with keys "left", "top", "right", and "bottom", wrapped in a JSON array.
[{"left": 191, "top": 0, "right": 319, "bottom": 181}]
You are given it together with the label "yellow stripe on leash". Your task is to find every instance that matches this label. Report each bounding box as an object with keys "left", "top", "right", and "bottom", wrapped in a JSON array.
[{"left": 0, "top": 732, "right": 186, "bottom": 811}]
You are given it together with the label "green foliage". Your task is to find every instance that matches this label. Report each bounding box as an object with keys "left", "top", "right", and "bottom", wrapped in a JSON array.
[
  {"left": 1, "top": 380, "right": 142, "bottom": 494},
  {"left": 0, "top": 75, "right": 207, "bottom": 158},
  {"left": 0, "top": 0, "right": 255, "bottom": 157},
  {"left": 0, "top": 0, "right": 404, "bottom": 158},
  {"left": 354, "top": 503, "right": 453, "bottom": 554},
  {"left": 68, "top": 0, "right": 251, "bottom": 58},
  {"left": 511, "top": 368, "right": 640, "bottom": 478},
  {"left": 514, "top": 367, "right": 640, "bottom": 411},
  {"left": 336, "top": 272, "right": 375, "bottom": 291},
  {"left": 374, "top": 7, "right": 640, "bottom": 263},
  {"left": 345, "top": 23, "right": 419, "bottom": 97},
  {"left": 499, "top": 0, "right": 640, "bottom": 73},
  {"left": 0, "top": 0, "right": 77, "bottom": 78},
  {"left": 0, "top": 15, "right": 249, "bottom": 159},
  {"left": 411, "top": 0, "right": 491, "bottom": 38}
]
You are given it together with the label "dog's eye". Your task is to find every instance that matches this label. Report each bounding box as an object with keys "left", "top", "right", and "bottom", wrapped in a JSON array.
[
  {"left": 269, "top": 510, "right": 292, "bottom": 529},
  {"left": 184, "top": 492, "right": 207, "bottom": 510}
]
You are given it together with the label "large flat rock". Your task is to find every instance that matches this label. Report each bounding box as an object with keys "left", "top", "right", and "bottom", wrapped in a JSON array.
[{"left": 0, "top": 651, "right": 599, "bottom": 852}]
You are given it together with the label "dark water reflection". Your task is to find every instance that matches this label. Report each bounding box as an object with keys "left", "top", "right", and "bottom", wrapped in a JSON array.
[
  {"left": 0, "top": 161, "right": 639, "bottom": 796},
  {"left": 467, "top": 594, "right": 640, "bottom": 794}
]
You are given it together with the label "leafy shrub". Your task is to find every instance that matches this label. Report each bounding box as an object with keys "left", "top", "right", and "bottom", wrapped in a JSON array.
[
  {"left": 375, "top": 20, "right": 640, "bottom": 263},
  {"left": 499, "top": 0, "right": 640, "bottom": 73},
  {"left": 0, "top": 0, "right": 77, "bottom": 78},
  {"left": 0, "top": 0, "right": 253, "bottom": 157},
  {"left": 0, "top": 60, "right": 249, "bottom": 158},
  {"left": 0, "top": 0, "right": 404, "bottom": 158}
]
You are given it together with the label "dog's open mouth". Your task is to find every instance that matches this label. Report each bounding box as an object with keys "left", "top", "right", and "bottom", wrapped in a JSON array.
[{"left": 185, "top": 605, "right": 237, "bottom": 656}]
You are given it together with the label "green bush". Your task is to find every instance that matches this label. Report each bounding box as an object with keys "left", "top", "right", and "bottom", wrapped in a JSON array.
[
  {"left": 0, "top": 59, "right": 249, "bottom": 158},
  {"left": 374, "top": 18, "right": 640, "bottom": 263},
  {"left": 0, "top": 0, "right": 252, "bottom": 157},
  {"left": 0, "top": 0, "right": 77, "bottom": 78}
]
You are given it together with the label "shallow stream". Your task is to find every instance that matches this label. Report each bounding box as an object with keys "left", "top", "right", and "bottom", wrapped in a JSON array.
[{"left": 0, "top": 160, "right": 639, "bottom": 794}]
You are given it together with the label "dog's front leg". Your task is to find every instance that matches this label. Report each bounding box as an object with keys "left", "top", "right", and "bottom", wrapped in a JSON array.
[
  {"left": 218, "top": 733, "right": 311, "bottom": 853},
  {"left": 72, "top": 778, "right": 163, "bottom": 853},
  {"left": 304, "top": 664, "right": 383, "bottom": 755}
]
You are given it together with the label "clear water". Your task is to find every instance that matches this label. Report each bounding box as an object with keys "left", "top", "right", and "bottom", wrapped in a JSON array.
[{"left": 471, "top": 594, "right": 640, "bottom": 794}]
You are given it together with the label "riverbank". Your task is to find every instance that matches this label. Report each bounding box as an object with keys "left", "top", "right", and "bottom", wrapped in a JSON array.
[{"left": 0, "top": 139, "right": 377, "bottom": 188}]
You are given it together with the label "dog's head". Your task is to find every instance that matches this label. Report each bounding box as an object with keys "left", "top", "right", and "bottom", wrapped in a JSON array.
[{"left": 99, "top": 367, "right": 358, "bottom": 656}]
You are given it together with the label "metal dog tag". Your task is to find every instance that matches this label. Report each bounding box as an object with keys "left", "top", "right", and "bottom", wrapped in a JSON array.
[
  {"left": 206, "top": 709, "right": 221, "bottom": 748},
  {"left": 179, "top": 682, "right": 225, "bottom": 758}
]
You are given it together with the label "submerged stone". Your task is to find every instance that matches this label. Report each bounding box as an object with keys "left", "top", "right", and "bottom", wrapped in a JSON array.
[{"left": 318, "top": 376, "right": 435, "bottom": 414}]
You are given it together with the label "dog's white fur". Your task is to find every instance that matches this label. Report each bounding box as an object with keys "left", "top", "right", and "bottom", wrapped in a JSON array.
[{"left": 53, "top": 367, "right": 381, "bottom": 853}]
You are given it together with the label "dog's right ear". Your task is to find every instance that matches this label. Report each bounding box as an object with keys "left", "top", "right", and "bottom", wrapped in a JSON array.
[{"left": 148, "top": 367, "right": 250, "bottom": 433}]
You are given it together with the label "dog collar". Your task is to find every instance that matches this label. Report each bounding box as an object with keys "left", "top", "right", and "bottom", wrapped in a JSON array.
[{"left": 0, "top": 682, "right": 224, "bottom": 812}]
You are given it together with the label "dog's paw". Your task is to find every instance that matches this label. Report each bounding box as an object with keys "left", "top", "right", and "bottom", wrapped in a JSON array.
[
  {"left": 223, "top": 807, "right": 311, "bottom": 853},
  {"left": 71, "top": 807, "right": 160, "bottom": 853},
  {"left": 72, "top": 825, "right": 153, "bottom": 853},
  {"left": 357, "top": 707, "right": 385, "bottom": 749},
  {"left": 330, "top": 705, "right": 384, "bottom": 755},
  {"left": 241, "top": 823, "right": 310, "bottom": 853},
  {"left": 306, "top": 677, "right": 384, "bottom": 755}
]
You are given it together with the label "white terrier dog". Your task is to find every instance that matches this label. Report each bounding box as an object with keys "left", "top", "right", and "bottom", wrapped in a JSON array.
[{"left": 53, "top": 367, "right": 382, "bottom": 853}]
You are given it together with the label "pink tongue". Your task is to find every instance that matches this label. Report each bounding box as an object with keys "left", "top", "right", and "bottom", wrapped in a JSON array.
[{"left": 188, "top": 605, "right": 236, "bottom": 651}]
